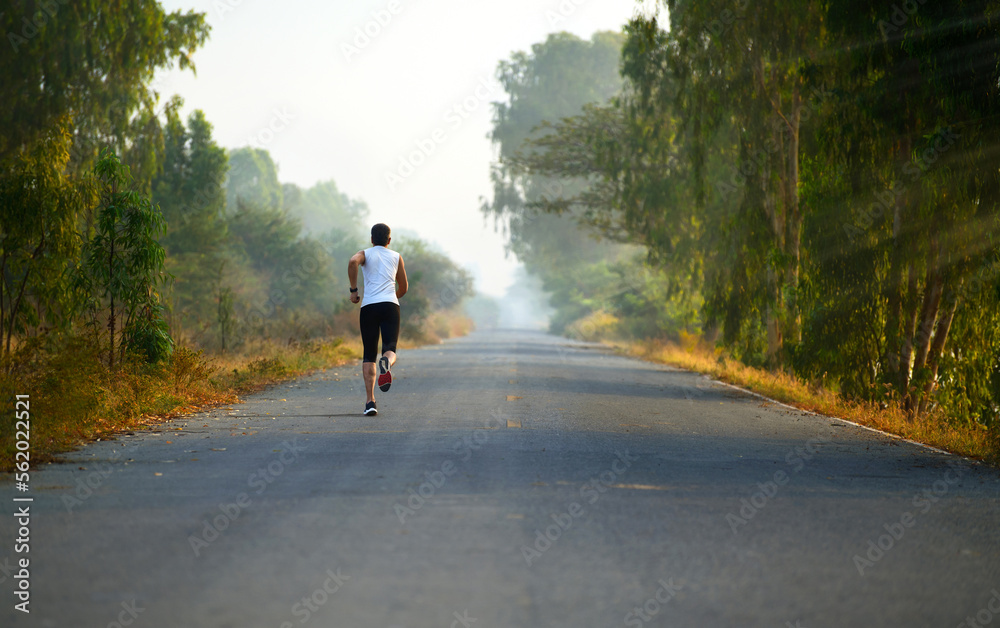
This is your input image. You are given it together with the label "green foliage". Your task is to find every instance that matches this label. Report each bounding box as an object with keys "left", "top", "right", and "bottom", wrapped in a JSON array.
[
  {"left": 0, "top": 3, "right": 479, "bottom": 467},
  {"left": 495, "top": 8, "right": 1000, "bottom": 429},
  {"left": 153, "top": 131, "right": 466, "bottom": 352},
  {"left": 218, "top": 197, "right": 338, "bottom": 348},
  {"left": 123, "top": 302, "right": 174, "bottom": 364},
  {"left": 491, "top": 31, "right": 625, "bottom": 155},
  {"left": 227, "top": 147, "right": 283, "bottom": 211},
  {"left": 284, "top": 179, "right": 368, "bottom": 237},
  {"left": 155, "top": 108, "right": 229, "bottom": 256},
  {"left": 392, "top": 237, "right": 474, "bottom": 338},
  {"left": 483, "top": 30, "right": 639, "bottom": 336},
  {"left": 933, "top": 259, "right": 1000, "bottom": 428},
  {"left": 818, "top": 0, "right": 1000, "bottom": 417},
  {"left": 152, "top": 108, "right": 231, "bottom": 343},
  {"left": 151, "top": 128, "right": 373, "bottom": 351},
  {"left": 0, "top": 0, "right": 211, "bottom": 370},
  {"left": 487, "top": 31, "right": 625, "bottom": 228},
  {"left": 82, "top": 149, "right": 172, "bottom": 367},
  {"left": 169, "top": 346, "right": 215, "bottom": 392},
  {"left": 0, "top": 0, "right": 209, "bottom": 184},
  {"left": 228, "top": 199, "right": 304, "bottom": 271},
  {"left": 0, "top": 122, "right": 90, "bottom": 360},
  {"left": 216, "top": 278, "right": 234, "bottom": 352}
]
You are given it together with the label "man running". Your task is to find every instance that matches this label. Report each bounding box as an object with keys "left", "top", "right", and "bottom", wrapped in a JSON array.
[{"left": 348, "top": 223, "right": 408, "bottom": 416}]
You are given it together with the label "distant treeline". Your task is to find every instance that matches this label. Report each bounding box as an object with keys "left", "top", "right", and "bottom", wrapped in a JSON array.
[{"left": 484, "top": 4, "right": 1000, "bottom": 429}]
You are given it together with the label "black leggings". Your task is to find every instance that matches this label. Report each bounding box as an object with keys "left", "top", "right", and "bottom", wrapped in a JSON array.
[{"left": 360, "top": 302, "right": 400, "bottom": 363}]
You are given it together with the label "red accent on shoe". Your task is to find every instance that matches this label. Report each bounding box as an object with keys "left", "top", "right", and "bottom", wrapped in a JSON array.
[{"left": 378, "top": 356, "right": 392, "bottom": 392}]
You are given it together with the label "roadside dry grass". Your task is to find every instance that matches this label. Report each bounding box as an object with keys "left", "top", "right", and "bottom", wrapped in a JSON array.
[
  {"left": 0, "top": 336, "right": 360, "bottom": 472},
  {"left": 1, "top": 310, "right": 476, "bottom": 472},
  {"left": 616, "top": 339, "right": 998, "bottom": 464}
]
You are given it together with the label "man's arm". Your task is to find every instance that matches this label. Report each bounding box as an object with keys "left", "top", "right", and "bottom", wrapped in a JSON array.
[
  {"left": 348, "top": 250, "right": 365, "bottom": 304},
  {"left": 396, "top": 255, "right": 408, "bottom": 299}
]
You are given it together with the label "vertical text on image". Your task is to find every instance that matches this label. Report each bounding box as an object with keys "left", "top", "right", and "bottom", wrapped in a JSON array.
[{"left": 13, "top": 393, "right": 32, "bottom": 613}]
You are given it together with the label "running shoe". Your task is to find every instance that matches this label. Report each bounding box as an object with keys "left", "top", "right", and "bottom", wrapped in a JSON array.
[
  {"left": 378, "top": 356, "right": 392, "bottom": 392},
  {"left": 364, "top": 401, "right": 377, "bottom": 416}
]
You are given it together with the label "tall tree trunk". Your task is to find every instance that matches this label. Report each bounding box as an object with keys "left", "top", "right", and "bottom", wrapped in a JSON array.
[
  {"left": 750, "top": 54, "right": 786, "bottom": 365},
  {"left": 906, "top": 239, "right": 943, "bottom": 414},
  {"left": 784, "top": 84, "right": 802, "bottom": 345},
  {"left": 765, "top": 117, "right": 786, "bottom": 364},
  {"left": 764, "top": 186, "right": 783, "bottom": 363},
  {"left": 899, "top": 263, "right": 919, "bottom": 395},
  {"left": 766, "top": 267, "right": 783, "bottom": 362},
  {"left": 108, "top": 258, "right": 115, "bottom": 370},
  {"left": 108, "top": 202, "right": 116, "bottom": 370},
  {"left": 6, "top": 236, "right": 44, "bottom": 358},
  {"left": 916, "top": 279, "right": 961, "bottom": 416},
  {"left": 107, "top": 180, "right": 117, "bottom": 370},
  {"left": 7, "top": 267, "right": 32, "bottom": 357},
  {"left": 884, "top": 239, "right": 903, "bottom": 383},
  {"left": 884, "top": 135, "right": 911, "bottom": 388},
  {"left": 1, "top": 251, "right": 8, "bottom": 361}
]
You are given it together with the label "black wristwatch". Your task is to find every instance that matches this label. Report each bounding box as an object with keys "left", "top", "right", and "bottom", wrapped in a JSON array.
[{"left": 350, "top": 287, "right": 358, "bottom": 293}]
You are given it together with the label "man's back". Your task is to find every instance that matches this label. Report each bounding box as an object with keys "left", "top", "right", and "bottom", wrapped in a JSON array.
[{"left": 361, "top": 245, "right": 400, "bottom": 308}]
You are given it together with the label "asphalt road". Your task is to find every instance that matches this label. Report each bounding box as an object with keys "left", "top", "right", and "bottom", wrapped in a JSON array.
[{"left": 2, "top": 329, "right": 999, "bottom": 628}]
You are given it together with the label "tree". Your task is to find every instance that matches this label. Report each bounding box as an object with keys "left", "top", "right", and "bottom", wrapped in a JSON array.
[
  {"left": 284, "top": 179, "right": 368, "bottom": 238},
  {"left": 643, "top": 1, "right": 829, "bottom": 363},
  {"left": 0, "top": 1, "right": 209, "bottom": 179},
  {"left": 226, "top": 147, "right": 283, "bottom": 212},
  {"left": 223, "top": 196, "right": 340, "bottom": 347},
  {"left": 82, "top": 149, "right": 172, "bottom": 367},
  {"left": 0, "top": 1, "right": 207, "bottom": 366},
  {"left": 484, "top": 3, "right": 1000, "bottom": 429},
  {"left": 392, "top": 237, "right": 474, "bottom": 338},
  {"left": 496, "top": 26, "right": 712, "bottom": 340},
  {"left": 0, "top": 122, "right": 90, "bottom": 362},
  {"left": 214, "top": 261, "right": 234, "bottom": 352},
  {"left": 152, "top": 107, "right": 230, "bottom": 339},
  {"left": 154, "top": 107, "right": 229, "bottom": 256},
  {"left": 817, "top": 0, "right": 1000, "bottom": 416},
  {"left": 482, "top": 31, "right": 630, "bottom": 332}
]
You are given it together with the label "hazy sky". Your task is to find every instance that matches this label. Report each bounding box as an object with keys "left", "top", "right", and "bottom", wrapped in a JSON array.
[{"left": 154, "top": 0, "right": 645, "bottom": 297}]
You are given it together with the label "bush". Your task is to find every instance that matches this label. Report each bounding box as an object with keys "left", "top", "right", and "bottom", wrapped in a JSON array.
[{"left": 567, "top": 310, "right": 620, "bottom": 342}]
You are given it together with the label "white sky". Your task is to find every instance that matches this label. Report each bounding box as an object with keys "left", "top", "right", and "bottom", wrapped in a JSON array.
[{"left": 154, "top": 0, "right": 644, "bottom": 297}]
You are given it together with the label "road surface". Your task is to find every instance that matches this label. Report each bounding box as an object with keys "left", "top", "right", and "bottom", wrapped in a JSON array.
[{"left": 2, "top": 330, "right": 999, "bottom": 627}]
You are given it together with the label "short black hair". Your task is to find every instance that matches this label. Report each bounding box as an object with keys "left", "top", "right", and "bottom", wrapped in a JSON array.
[{"left": 371, "top": 223, "right": 391, "bottom": 246}]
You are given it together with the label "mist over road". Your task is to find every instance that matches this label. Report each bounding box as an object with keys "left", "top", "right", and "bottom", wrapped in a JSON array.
[{"left": 2, "top": 330, "right": 998, "bottom": 627}]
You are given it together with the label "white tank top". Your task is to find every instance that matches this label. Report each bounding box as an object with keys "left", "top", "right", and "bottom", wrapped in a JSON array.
[{"left": 360, "top": 246, "right": 400, "bottom": 307}]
